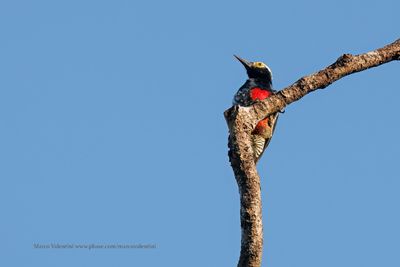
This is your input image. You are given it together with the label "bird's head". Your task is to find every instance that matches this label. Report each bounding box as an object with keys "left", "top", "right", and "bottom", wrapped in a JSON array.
[{"left": 234, "top": 55, "right": 272, "bottom": 83}]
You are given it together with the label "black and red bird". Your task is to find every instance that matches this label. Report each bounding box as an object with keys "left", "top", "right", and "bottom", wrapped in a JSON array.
[{"left": 233, "top": 55, "right": 279, "bottom": 162}]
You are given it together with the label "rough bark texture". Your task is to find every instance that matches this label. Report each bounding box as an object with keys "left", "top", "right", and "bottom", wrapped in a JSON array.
[{"left": 224, "top": 39, "right": 400, "bottom": 267}]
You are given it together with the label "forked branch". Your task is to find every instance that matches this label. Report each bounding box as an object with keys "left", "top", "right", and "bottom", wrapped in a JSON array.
[{"left": 224, "top": 39, "right": 400, "bottom": 267}]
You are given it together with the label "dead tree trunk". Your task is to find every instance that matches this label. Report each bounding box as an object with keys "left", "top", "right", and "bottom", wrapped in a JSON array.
[{"left": 224, "top": 39, "right": 400, "bottom": 267}]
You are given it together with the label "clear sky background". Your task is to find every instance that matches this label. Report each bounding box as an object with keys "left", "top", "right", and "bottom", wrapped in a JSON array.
[{"left": 0, "top": 0, "right": 399, "bottom": 266}]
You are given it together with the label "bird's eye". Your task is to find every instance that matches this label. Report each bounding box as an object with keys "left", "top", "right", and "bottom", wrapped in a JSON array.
[{"left": 255, "top": 62, "right": 265, "bottom": 68}]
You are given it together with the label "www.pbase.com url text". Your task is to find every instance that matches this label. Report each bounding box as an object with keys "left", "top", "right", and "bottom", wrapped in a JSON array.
[{"left": 33, "top": 243, "right": 156, "bottom": 250}]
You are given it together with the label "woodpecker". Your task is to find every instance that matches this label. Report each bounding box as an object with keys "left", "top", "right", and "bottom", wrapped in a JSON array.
[{"left": 233, "top": 55, "right": 279, "bottom": 162}]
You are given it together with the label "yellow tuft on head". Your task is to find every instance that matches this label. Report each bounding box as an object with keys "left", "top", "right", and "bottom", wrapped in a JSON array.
[{"left": 252, "top": 62, "right": 267, "bottom": 69}]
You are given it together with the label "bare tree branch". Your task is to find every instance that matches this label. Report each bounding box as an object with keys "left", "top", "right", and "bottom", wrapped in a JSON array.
[{"left": 224, "top": 39, "right": 400, "bottom": 267}]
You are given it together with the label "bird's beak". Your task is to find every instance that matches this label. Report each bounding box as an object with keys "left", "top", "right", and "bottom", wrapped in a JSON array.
[{"left": 234, "top": 55, "right": 252, "bottom": 71}]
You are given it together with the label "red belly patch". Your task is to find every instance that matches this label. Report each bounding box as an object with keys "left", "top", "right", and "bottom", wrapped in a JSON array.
[
  {"left": 253, "top": 118, "right": 269, "bottom": 134},
  {"left": 250, "top": 87, "right": 271, "bottom": 101}
]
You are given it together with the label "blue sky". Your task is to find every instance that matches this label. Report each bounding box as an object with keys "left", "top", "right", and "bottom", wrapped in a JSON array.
[{"left": 0, "top": 0, "right": 399, "bottom": 266}]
